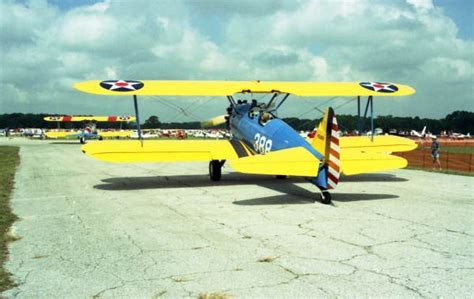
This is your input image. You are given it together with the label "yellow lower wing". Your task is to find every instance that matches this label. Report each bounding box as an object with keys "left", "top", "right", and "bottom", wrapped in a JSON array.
[
  {"left": 340, "top": 152, "right": 408, "bottom": 175},
  {"left": 82, "top": 140, "right": 320, "bottom": 177},
  {"left": 45, "top": 131, "right": 81, "bottom": 138},
  {"left": 81, "top": 140, "right": 240, "bottom": 162},
  {"left": 230, "top": 147, "right": 320, "bottom": 176}
]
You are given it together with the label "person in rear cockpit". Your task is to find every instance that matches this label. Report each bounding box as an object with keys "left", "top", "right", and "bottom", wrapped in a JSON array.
[{"left": 259, "top": 112, "right": 272, "bottom": 125}]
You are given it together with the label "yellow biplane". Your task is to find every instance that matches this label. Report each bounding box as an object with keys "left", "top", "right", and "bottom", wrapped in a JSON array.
[
  {"left": 75, "top": 80, "right": 417, "bottom": 204},
  {"left": 44, "top": 115, "right": 135, "bottom": 143}
]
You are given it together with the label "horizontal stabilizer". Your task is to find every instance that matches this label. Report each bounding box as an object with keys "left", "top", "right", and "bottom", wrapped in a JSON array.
[
  {"left": 230, "top": 147, "right": 320, "bottom": 177},
  {"left": 340, "top": 152, "right": 408, "bottom": 175},
  {"left": 81, "top": 140, "right": 240, "bottom": 162},
  {"left": 340, "top": 136, "right": 417, "bottom": 153},
  {"left": 74, "top": 80, "right": 415, "bottom": 97}
]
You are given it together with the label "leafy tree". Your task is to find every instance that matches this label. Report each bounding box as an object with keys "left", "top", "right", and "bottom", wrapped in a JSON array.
[
  {"left": 0, "top": 111, "right": 472, "bottom": 134},
  {"left": 143, "top": 115, "right": 161, "bottom": 129}
]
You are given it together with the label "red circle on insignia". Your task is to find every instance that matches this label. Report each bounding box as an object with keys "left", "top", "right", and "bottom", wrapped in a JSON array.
[
  {"left": 373, "top": 84, "right": 384, "bottom": 88},
  {"left": 116, "top": 82, "right": 128, "bottom": 87}
]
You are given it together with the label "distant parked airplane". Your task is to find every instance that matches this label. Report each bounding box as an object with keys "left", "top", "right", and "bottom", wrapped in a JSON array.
[{"left": 44, "top": 116, "right": 135, "bottom": 143}]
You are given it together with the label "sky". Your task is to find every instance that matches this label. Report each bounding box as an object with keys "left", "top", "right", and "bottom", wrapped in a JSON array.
[{"left": 0, "top": 0, "right": 473, "bottom": 122}]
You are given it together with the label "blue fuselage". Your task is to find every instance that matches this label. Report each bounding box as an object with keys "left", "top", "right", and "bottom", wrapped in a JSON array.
[{"left": 228, "top": 102, "right": 323, "bottom": 161}]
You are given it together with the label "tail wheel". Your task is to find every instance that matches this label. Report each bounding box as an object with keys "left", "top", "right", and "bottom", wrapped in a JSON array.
[
  {"left": 209, "top": 160, "right": 222, "bottom": 181},
  {"left": 80, "top": 137, "right": 86, "bottom": 144},
  {"left": 275, "top": 175, "right": 287, "bottom": 179},
  {"left": 320, "top": 190, "right": 332, "bottom": 204}
]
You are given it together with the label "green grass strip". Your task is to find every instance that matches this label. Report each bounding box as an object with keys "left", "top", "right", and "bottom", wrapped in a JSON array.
[
  {"left": 0, "top": 146, "right": 20, "bottom": 292},
  {"left": 418, "top": 145, "right": 474, "bottom": 154}
]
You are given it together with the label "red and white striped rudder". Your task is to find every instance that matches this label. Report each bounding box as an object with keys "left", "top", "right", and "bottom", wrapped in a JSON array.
[{"left": 326, "top": 114, "right": 340, "bottom": 189}]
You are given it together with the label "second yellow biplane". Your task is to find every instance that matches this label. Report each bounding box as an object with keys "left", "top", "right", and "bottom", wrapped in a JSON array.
[
  {"left": 74, "top": 80, "right": 417, "bottom": 204},
  {"left": 44, "top": 115, "right": 135, "bottom": 143}
]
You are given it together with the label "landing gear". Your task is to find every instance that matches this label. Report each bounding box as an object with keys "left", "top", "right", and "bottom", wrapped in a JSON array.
[
  {"left": 98, "top": 136, "right": 103, "bottom": 141},
  {"left": 275, "top": 175, "right": 287, "bottom": 179},
  {"left": 79, "top": 137, "right": 86, "bottom": 144},
  {"left": 209, "top": 160, "right": 224, "bottom": 181},
  {"left": 318, "top": 188, "right": 332, "bottom": 204}
]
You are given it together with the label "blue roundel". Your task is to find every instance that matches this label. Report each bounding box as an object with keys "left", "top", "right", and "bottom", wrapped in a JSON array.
[
  {"left": 100, "top": 80, "right": 144, "bottom": 92},
  {"left": 359, "top": 82, "right": 398, "bottom": 93}
]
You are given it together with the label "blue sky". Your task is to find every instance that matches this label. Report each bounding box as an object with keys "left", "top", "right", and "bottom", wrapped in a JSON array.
[
  {"left": 434, "top": 0, "right": 473, "bottom": 39},
  {"left": 1, "top": 0, "right": 473, "bottom": 122}
]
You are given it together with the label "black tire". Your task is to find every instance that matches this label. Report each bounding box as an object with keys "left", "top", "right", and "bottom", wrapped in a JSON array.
[
  {"left": 80, "top": 137, "right": 86, "bottom": 144},
  {"left": 275, "top": 175, "right": 287, "bottom": 179},
  {"left": 99, "top": 136, "right": 103, "bottom": 141},
  {"left": 320, "top": 191, "right": 332, "bottom": 204},
  {"left": 209, "top": 160, "right": 222, "bottom": 181}
]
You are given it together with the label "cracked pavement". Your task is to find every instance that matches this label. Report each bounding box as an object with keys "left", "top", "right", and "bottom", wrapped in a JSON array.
[{"left": 2, "top": 138, "right": 473, "bottom": 298}]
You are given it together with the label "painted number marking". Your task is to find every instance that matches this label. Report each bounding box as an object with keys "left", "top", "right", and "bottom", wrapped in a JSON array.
[{"left": 254, "top": 133, "right": 272, "bottom": 154}]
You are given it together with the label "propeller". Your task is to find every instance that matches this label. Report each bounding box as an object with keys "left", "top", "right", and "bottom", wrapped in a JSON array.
[{"left": 201, "top": 115, "right": 228, "bottom": 128}]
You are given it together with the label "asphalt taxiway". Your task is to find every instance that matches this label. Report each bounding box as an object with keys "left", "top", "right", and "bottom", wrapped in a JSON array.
[{"left": 2, "top": 138, "right": 473, "bottom": 298}]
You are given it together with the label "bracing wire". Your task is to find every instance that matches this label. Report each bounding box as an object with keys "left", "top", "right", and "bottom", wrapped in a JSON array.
[{"left": 146, "top": 96, "right": 203, "bottom": 122}]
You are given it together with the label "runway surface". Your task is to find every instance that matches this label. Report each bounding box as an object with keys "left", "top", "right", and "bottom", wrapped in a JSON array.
[{"left": 2, "top": 138, "right": 473, "bottom": 298}]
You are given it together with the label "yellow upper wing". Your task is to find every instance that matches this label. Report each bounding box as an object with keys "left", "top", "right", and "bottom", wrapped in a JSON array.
[
  {"left": 74, "top": 80, "right": 415, "bottom": 97},
  {"left": 44, "top": 116, "right": 136, "bottom": 122}
]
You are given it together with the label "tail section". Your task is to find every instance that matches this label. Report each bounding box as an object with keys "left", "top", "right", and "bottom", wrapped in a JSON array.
[{"left": 312, "top": 108, "right": 340, "bottom": 190}]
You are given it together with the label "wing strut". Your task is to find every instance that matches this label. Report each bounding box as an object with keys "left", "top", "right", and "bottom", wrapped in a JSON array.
[
  {"left": 133, "top": 95, "right": 143, "bottom": 146},
  {"left": 356, "top": 95, "right": 374, "bottom": 141}
]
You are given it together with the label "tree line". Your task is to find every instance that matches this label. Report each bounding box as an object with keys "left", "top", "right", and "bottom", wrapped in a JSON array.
[{"left": 0, "top": 111, "right": 472, "bottom": 134}]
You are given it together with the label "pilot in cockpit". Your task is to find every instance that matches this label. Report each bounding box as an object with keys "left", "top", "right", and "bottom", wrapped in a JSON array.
[{"left": 259, "top": 111, "right": 272, "bottom": 125}]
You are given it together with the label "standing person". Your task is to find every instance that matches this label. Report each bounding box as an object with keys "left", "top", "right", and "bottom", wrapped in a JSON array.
[{"left": 431, "top": 136, "right": 441, "bottom": 170}]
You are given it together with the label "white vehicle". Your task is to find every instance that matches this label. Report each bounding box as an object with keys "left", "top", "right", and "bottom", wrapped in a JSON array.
[
  {"left": 366, "top": 128, "right": 383, "bottom": 136},
  {"left": 410, "top": 126, "right": 426, "bottom": 137},
  {"left": 130, "top": 131, "right": 158, "bottom": 139},
  {"left": 192, "top": 131, "right": 206, "bottom": 138}
]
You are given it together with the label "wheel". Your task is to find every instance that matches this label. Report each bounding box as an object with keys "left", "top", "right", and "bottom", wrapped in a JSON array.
[
  {"left": 275, "top": 175, "right": 287, "bottom": 179},
  {"left": 98, "top": 136, "right": 103, "bottom": 141},
  {"left": 320, "top": 191, "right": 332, "bottom": 204},
  {"left": 209, "top": 160, "right": 222, "bottom": 181},
  {"left": 80, "top": 137, "right": 86, "bottom": 144}
]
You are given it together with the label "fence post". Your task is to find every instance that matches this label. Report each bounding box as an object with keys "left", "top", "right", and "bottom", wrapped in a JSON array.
[{"left": 446, "top": 151, "right": 449, "bottom": 171}]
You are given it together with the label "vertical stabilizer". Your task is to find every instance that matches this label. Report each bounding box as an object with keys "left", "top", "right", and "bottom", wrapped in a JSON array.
[{"left": 311, "top": 108, "right": 340, "bottom": 189}]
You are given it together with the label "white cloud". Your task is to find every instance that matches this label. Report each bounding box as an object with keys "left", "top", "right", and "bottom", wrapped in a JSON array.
[
  {"left": 407, "top": 0, "right": 434, "bottom": 10},
  {"left": 0, "top": 0, "right": 472, "bottom": 121}
]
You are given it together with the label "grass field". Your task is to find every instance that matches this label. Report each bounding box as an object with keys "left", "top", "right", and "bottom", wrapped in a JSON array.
[
  {"left": 418, "top": 145, "right": 474, "bottom": 154},
  {"left": 0, "top": 146, "right": 19, "bottom": 292}
]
